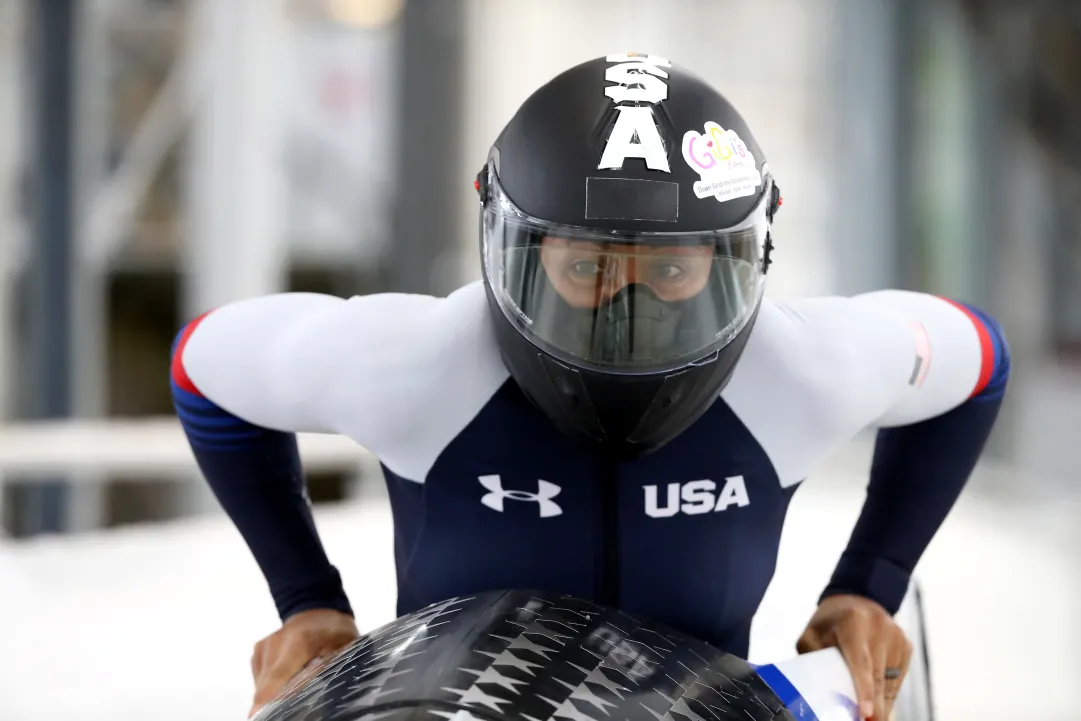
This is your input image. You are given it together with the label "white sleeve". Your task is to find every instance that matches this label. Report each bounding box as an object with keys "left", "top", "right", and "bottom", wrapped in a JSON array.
[
  {"left": 176, "top": 282, "right": 508, "bottom": 477},
  {"left": 722, "top": 291, "right": 992, "bottom": 486},
  {"left": 842, "top": 289, "right": 988, "bottom": 427}
]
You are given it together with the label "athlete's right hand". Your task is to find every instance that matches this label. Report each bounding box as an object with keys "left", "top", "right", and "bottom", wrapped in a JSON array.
[{"left": 248, "top": 608, "right": 360, "bottom": 718}]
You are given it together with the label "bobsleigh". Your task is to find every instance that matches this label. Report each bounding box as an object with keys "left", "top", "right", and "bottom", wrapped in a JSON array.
[{"left": 256, "top": 587, "right": 934, "bottom": 721}]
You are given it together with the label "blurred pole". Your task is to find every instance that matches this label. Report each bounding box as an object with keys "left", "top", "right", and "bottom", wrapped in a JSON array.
[
  {"left": 967, "top": 28, "right": 1006, "bottom": 310},
  {"left": 385, "top": 0, "right": 465, "bottom": 295},
  {"left": 0, "top": 0, "right": 25, "bottom": 534},
  {"left": 0, "top": 0, "right": 23, "bottom": 425},
  {"left": 22, "top": 0, "right": 75, "bottom": 535},
  {"left": 830, "top": 0, "right": 917, "bottom": 293},
  {"left": 65, "top": 0, "right": 112, "bottom": 532},
  {"left": 181, "top": 0, "right": 288, "bottom": 515}
]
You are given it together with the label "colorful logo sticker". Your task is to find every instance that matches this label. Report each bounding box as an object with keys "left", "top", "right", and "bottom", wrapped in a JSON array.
[{"left": 681, "top": 122, "right": 762, "bottom": 203}]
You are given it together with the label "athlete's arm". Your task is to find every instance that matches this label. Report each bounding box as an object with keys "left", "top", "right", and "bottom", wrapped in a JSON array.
[
  {"left": 818, "top": 290, "right": 1011, "bottom": 614},
  {"left": 170, "top": 288, "right": 498, "bottom": 621},
  {"left": 171, "top": 293, "right": 389, "bottom": 621}
]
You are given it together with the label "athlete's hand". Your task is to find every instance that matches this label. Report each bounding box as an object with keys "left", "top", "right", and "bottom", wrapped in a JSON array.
[
  {"left": 248, "top": 608, "right": 360, "bottom": 718},
  {"left": 796, "top": 594, "right": 912, "bottom": 721}
]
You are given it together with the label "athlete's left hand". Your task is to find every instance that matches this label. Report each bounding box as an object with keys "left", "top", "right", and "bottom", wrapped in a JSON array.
[{"left": 796, "top": 594, "right": 912, "bottom": 721}]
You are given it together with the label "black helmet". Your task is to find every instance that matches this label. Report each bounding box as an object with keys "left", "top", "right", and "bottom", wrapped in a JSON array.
[
  {"left": 256, "top": 590, "right": 797, "bottom": 721},
  {"left": 477, "top": 54, "right": 782, "bottom": 458}
]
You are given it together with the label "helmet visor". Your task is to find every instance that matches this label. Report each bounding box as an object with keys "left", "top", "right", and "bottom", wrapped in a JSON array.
[{"left": 482, "top": 166, "right": 771, "bottom": 374}]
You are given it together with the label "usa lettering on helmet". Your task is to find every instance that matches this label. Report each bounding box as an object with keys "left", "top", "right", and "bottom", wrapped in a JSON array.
[{"left": 597, "top": 53, "right": 672, "bottom": 173}]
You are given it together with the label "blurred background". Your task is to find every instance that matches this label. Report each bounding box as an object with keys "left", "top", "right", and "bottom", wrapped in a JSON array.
[{"left": 0, "top": 0, "right": 1078, "bottom": 719}]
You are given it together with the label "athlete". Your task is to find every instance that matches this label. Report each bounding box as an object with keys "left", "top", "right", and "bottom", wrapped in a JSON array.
[{"left": 170, "top": 54, "right": 1009, "bottom": 721}]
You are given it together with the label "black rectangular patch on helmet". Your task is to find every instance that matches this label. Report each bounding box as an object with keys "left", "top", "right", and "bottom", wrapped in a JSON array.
[{"left": 584, "top": 177, "right": 679, "bottom": 222}]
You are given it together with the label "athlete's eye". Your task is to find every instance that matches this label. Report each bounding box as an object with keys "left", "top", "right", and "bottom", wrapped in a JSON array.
[
  {"left": 568, "top": 259, "right": 603, "bottom": 278},
  {"left": 652, "top": 263, "right": 687, "bottom": 281}
]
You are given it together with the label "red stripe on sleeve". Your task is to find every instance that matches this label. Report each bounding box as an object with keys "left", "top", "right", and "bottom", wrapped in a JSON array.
[
  {"left": 938, "top": 297, "right": 994, "bottom": 398},
  {"left": 171, "top": 311, "right": 213, "bottom": 397}
]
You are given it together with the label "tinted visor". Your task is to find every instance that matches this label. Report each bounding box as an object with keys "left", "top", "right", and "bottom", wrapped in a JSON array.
[{"left": 483, "top": 167, "right": 771, "bottom": 374}]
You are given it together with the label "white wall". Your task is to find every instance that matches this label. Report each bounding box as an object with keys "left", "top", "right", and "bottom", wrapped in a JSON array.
[{"left": 455, "top": 0, "right": 839, "bottom": 298}]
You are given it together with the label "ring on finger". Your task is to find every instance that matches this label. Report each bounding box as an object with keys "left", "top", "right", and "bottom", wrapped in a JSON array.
[{"left": 884, "top": 666, "right": 902, "bottom": 681}]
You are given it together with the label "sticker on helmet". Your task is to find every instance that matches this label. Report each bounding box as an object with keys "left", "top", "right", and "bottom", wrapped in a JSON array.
[
  {"left": 681, "top": 122, "right": 762, "bottom": 203},
  {"left": 598, "top": 54, "right": 671, "bottom": 173}
]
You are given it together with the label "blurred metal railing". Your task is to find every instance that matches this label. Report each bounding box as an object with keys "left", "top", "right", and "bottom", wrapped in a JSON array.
[
  {"left": 0, "top": 417, "right": 383, "bottom": 534},
  {"left": 0, "top": 417, "right": 368, "bottom": 477}
]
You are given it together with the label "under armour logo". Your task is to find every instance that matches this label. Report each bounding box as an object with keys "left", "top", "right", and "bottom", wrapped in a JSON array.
[{"left": 478, "top": 475, "right": 563, "bottom": 518}]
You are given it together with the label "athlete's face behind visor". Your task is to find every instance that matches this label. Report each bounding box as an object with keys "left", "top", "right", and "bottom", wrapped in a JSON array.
[
  {"left": 483, "top": 166, "right": 770, "bottom": 376},
  {"left": 494, "top": 235, "right": 761, "bottom": 373},
  {"left": 539, "top": 238, "right": 716, "bottom": 308},
  {"left": 530, "top": 237, "right": 737, "bottom": 371}
]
